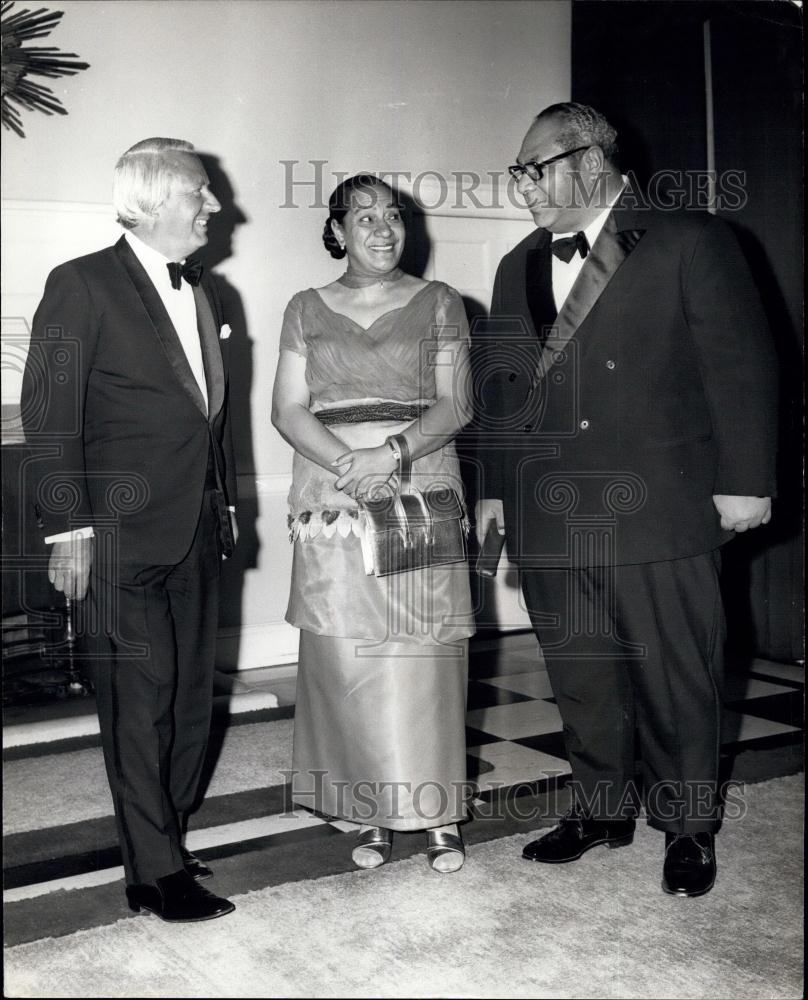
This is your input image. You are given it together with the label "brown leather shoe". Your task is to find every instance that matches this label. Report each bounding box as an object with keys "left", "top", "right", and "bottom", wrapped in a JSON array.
[
  {"left": 126, "top": 869, "right": 235, "bottom": 922},
  {"left": 523, "top": 811, "right": 635, "bottom": 863},
  {"left": 180, "top": 846, "right": 214, "bottom": 881}
]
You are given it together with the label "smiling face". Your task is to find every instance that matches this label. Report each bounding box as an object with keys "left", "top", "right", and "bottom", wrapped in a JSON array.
[
  {"left": 142, "top": 151, "right": 221, "bottom": 260},
  {"left": 332, "top": 183, "right": 405, "bottom": 275}
]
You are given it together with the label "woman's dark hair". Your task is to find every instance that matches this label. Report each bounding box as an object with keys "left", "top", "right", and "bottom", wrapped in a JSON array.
[{"left": 322, "top": 173, "right": 391, "bottom": 259}]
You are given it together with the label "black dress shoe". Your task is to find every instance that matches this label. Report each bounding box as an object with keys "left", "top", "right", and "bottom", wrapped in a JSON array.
[
  {"left": 181, "top": 846, "right": 214, "bottom": 881},
  {"left": 126, "top": 869, "right": 235, "bottom": 922},
  {"left": 662, "top": 832, "right": 716, "bottom": 897},
  {"left": 523, "top": 812, "right": 635, "bottom": 863}
]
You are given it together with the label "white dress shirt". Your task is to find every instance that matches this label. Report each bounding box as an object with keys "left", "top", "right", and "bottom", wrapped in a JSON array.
[
  {"left": 44, "top": 232, "right": 209, "bottom": 544},
  {"left": 124, "top": 231, "right": 208, "bottom": 410},
  {"left": 550, "top": 178, "right": 627, "bottom": 312}
]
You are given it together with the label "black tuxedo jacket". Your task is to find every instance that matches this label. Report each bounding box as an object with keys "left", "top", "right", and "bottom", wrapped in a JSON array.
[
  {"left": 21, "top": 236, "right": 237, "bottom": 567},
  {"left": 476, "top": 204, "right": 778, "bottom": 567}
]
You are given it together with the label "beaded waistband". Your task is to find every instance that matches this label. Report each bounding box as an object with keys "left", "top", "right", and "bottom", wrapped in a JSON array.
[{"left": 314, "top": 402, "right": 429, "bottom": 426}]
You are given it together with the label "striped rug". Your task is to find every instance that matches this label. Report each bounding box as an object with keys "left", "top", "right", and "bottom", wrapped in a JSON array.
[
  {"left": 3, "top": 637, "right": 804, "bottom": 995},
  {"left": 4, "top": 775, "right": 804, "bottom": 998}
]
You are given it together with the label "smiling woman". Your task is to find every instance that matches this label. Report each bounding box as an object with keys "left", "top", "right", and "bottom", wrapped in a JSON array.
[
  {"left": 318, "top": 178, "right": 419, "bottom": 331},
  {"left": 330, "top": 177, "right": 405, "bottom": 276},
  {"left": 271, "top": 173, "right": 475, "bottom": 875}
]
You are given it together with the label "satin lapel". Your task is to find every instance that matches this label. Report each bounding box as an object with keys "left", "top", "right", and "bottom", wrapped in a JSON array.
[
  {"left": 551, "top": 214, "right": 646, "bottom": 352},
  {"left": 114, "top": 238, "right": 208, "bottom": 415},
  {"left": 524, "top": 233, "right": 556, "bottom": 342},
  {"left": 194, "top": 284, "right": 225, "bottom": 421}
]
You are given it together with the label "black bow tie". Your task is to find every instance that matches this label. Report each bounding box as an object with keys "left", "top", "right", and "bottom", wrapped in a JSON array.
[
  {"left": 551, "top": 232, "right": 589, "bottom": 263},
  {"left": 167, "top": 259, "right": 204, "bottom": 290}
]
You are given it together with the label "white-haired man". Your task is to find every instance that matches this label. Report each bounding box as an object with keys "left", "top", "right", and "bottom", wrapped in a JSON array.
[{"left": 22, "top": 138, "right": 238, "bottom": 921}]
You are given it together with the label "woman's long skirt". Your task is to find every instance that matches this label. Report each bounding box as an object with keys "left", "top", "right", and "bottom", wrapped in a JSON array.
[{"left": 291, "top": 629, "right": 469, "bottom": 831}]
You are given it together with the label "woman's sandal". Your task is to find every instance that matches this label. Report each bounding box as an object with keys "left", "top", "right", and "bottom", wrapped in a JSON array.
[
  {"left": 427, "top": 824, "right": 465, "bottom": 873},
  {"left": 351, "top": 826, "right": 393, "bottom": 870}
]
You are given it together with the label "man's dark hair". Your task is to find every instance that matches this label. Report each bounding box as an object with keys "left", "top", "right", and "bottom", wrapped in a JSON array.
[{"left": 537, "top": 102, "right": 619, "bottom": 166}]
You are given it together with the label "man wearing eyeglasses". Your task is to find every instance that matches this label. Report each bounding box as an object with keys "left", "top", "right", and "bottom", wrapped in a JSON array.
[{"left": 474, "top": 102, "right": 778, "bottom": 897}]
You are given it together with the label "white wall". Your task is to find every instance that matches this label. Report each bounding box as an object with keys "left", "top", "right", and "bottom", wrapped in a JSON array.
[{"left": 1, "top": 0, "right": 570, "bottom": 667}]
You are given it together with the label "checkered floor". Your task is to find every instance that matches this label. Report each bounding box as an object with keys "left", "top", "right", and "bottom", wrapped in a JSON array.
[
  {"left": 465, "top": 634, "right": 805, "bottom": 790},
  {"left": 3, "top": 632, "right": 804, "bottom": 944}
]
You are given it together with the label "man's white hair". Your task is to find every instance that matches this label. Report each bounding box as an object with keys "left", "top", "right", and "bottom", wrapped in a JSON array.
[{"left": 113, "top": 137, "right": 196, "bottom": 230}]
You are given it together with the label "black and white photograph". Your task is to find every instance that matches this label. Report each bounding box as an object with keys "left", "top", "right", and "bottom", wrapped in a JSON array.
[{"left": 1, "top": 0, "right": 803, "bottom": 996}]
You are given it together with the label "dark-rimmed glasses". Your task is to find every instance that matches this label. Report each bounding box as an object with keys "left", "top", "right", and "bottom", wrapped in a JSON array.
[{"left": 508, "top": 145, "right": 591, "bottom": 183}]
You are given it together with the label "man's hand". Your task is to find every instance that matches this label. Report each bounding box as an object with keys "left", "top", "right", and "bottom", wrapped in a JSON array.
[
  {"left": 474, "top": 498, "right": 505, "bottom": 545},
  {"left": 48, "top": 536, "right": 92, "bottom": 600},
  {"left": 712, "top": 495, "right": 772, "bottom": 532}
]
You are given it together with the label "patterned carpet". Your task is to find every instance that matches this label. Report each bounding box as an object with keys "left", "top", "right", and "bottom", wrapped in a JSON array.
[{"left": 3, "top": 633, "right": 804, "bottom": 950}]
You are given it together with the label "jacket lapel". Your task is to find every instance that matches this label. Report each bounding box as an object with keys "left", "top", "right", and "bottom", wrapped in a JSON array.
[
  {"left": 553, "top": 210, "right": 646, "bottom": 349},
  {"left": 536, "top": 209, "right": 646, "bottom": 380},
  {"left": 194, "top": 284, "right": 225, "bottom": 421},
  {"left": 114, "top": 237, "right": 208, "bottom": 416},
  {"left": 524, "top": 232, "right": 557, "bottom": 343}
]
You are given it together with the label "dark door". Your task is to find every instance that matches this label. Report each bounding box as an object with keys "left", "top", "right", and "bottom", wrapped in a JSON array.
[{"left": 572, "top": 0, "right": 803, "bottom": 663}]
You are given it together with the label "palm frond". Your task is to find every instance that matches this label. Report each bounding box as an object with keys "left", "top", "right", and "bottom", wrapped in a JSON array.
[{"left": 1, "top": 1, "right": 89, "bottom": 137}]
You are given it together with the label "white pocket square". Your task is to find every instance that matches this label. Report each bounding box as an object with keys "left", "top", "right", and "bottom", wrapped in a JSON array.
[{"left": 219, "top": 324, "right": 232, "bottom": 340}]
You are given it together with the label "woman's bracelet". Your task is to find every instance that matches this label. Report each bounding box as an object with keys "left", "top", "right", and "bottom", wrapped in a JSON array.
[
  {"left": 386, "top": 434, "right": 412, "bottom": 478},
  {"left": 385, "top": 436, "right": 402, "bottom": 472}
]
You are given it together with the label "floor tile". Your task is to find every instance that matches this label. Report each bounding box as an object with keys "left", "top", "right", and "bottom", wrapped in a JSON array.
[
  {"left": 749, "top": 659, "right": 805, "bottom": 685},
  {"left": 470, "top": 632, "right": 537, "bottom": 654},
  {"left": 721, "top": 710, "right": 801, "bottom": 744},
  {"left": 469, "top": 649, "right": 541, "bottom": 680},
  {"left": 464, "top": 725, "right": 505, "bottom": 748},
  {"left": 512, "top": 731, "right": 570, "bottom": 762},
  {"left": 467, "top": 741, "right": 570, "bottom": 791},
  {"left": 467, "top": 753, "right": 496, "bottom": 779},
  {"left": 479, "top": 671, "right": 555, "bottom": 699},
  {"left": 723, "top": 676, "right": 802, "bottom": 702},
  {"left": 466, "top": 680, "right": 535, "bottom": 709},
  {"left": 466, "top": 698, "right": 563, "bottom": 740},
  {"left": 725, "top": 692, "right": 804, "bottom": 730}
]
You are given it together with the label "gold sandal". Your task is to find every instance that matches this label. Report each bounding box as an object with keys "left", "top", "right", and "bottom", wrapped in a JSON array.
[
  {"left": 351, "top": 826, "right": 393, "bottom": 870},
  {"left": 427, "top": 825, "right": 465, "bottom": 873}
]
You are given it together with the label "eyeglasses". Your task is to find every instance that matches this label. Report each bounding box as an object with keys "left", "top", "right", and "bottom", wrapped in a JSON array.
[{"left": 508, "top": 146, "right": 591, "bottom": 183}]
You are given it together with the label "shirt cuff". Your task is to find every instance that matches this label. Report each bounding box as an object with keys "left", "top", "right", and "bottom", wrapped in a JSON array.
[{"left": 44, "top": 526, "right": 95, "bottom": 544}]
